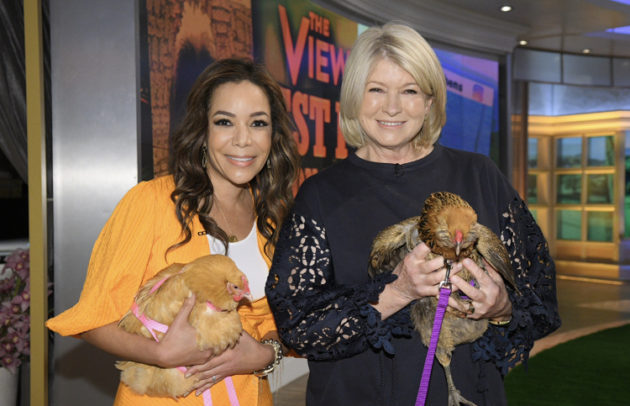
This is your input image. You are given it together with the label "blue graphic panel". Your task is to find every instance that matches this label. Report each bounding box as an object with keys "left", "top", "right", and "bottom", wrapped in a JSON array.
[{"left": 434, "top": 48, "right": 499, "bottom": 157}]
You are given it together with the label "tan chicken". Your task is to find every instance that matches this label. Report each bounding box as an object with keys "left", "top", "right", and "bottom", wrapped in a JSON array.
[
  {"left": 369, "top": 191, "right": 517, "bottom": 406},
  {"left": 116, "top": 254, "right": 252, "bottom": 397}
]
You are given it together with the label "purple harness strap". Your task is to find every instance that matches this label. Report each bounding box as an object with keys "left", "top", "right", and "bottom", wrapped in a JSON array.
[{"left": 415, "top": 280, "right": 452, "bottom": 406}]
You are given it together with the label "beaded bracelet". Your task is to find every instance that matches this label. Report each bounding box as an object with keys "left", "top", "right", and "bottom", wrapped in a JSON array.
[
  {"left": 253, "top": 339, "right": 283, "bottom": 377},
  {"left": 489, "top": 316, "right": 512, "bottom": 326}
]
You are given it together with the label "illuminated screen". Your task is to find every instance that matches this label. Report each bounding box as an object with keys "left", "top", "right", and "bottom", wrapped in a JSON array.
[{"left": 434, "top": 48, "right": 500, "bottom": 158}]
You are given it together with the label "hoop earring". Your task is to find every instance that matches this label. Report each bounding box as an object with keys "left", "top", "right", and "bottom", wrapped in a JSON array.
[{"left": 201, "top": 145, "right": 208, "bottom": 169}]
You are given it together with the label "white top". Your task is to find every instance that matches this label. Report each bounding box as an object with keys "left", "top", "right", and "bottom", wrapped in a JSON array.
[{"left": 206, "top": 222, "right": 268, "bottom": 300}]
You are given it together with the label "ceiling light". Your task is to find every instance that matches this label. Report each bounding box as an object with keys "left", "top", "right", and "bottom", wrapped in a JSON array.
[
  {"left": 519, "top": 40, "right": 528, "bottom": 46},
  {"left": 500, "top": 5, "right": 512, "bottom": 12},
  {"left": 607, "top": 26, "right": 630, "bottom": 35},
  {"left": 582, "top": 48, "right": 591, "bottom": 54}
]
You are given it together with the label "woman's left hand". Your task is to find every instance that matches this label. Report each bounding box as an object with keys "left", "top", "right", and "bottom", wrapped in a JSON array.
[
  {"left": 184, "top": 331, "right": 275, "bottom": 395},
  {"left": 449, "top": 258, "right": 512, "bottom": 321}
]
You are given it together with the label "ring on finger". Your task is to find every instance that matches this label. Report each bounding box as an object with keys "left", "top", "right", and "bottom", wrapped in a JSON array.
[{"left": 212, "top": 375, "right": 217, "bottom": 384}]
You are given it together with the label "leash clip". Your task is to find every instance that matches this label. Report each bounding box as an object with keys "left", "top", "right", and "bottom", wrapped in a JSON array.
[{"left": 438, "top": 260, "right": 452, "bottom": 290}]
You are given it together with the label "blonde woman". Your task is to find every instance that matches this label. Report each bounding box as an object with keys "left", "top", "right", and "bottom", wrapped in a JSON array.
[{"left": 266, "top": 23, "right": 560, "bottom": 405}]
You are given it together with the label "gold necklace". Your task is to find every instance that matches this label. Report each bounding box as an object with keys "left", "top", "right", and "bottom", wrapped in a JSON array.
[{"left": 214, "top": 200, "right": 239, "bottom": 243}]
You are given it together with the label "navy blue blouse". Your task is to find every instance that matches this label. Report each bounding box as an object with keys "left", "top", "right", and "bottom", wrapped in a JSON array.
[{"left": 266, "top": 145, "right": 561, "bottom": 405}]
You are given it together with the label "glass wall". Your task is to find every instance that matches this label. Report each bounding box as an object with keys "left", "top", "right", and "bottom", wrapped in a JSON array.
[
  {"left": 554, "top": 134, "right": 616, "bottom": 243},
  {"left": 523, "top": 74, "right": 630, "bottom": 279},
  {"left": 526, "top": 135, "right": 551, "bottom": 238}
]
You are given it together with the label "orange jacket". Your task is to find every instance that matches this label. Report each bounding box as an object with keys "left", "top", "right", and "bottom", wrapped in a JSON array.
[{"left": 46, "top": 175, "right": 275, "bottom": 406}]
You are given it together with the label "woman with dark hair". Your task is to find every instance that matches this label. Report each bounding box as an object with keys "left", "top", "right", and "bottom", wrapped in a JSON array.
[{"left": 47, "top": 58, "right": 301, "bottom": 406}]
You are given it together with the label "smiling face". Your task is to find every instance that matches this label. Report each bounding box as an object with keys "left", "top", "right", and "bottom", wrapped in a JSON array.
[
  {"left": 205, "top": 80, "right": 272, "bottom": 189},
  {"left": 357, "top": 58, "right": 433, "bottom": 163}
]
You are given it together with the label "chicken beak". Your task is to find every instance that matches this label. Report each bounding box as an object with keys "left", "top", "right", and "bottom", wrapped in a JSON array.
[
  {"left": 455, "top": 241, "right": 461, "bottom": 257},
  {"left": 231, "top": 290, "right": 253, "bottom": 303}
]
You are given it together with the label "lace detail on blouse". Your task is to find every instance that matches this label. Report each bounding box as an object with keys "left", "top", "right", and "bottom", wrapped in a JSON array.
[
  {"left": 472, "top": 196, "right": 561, "bottom": 375},
  {"left": 266, "top": 213, "right": 404, "bottom": 360}
]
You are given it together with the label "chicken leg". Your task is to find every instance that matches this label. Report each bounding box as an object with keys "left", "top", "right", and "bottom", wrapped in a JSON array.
[{"left": 443, "top": 364, "right": 477, "bottom": 406}]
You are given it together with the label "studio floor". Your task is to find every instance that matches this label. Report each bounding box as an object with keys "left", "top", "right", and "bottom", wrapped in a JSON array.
[{"left": 272, "top": 276, "right": 630, "bottom": 406}]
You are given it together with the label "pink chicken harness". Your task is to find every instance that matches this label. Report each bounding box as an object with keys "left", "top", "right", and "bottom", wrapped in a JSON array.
[{"left": 131, "top": 273, "right": 240, "bottom": 406}]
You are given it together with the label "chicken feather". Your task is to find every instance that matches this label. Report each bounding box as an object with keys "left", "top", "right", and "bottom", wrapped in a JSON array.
[
  {"left": 369, "top": 192, "right": 517, "bottom": 406},
  {"left": 116, "top": 254, "right": 251, "bottom": 397}
]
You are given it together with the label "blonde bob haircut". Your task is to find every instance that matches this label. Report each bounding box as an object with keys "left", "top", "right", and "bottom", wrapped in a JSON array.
[{"left": 339, "top": 23, "right": 447, "bottom": 149}]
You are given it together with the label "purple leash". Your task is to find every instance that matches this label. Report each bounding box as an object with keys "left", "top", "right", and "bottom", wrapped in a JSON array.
[{"left": 415, "top": 265, "right": 452, "bottom": 406}]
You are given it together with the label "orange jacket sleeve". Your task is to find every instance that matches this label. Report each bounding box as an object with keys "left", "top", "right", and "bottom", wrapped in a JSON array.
[{"left": 46, "top": 180, "right": 163, "bottom": 336}]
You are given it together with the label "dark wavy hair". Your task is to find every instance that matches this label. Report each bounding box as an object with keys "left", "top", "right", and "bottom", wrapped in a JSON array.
[{"left": 168, "top": 58, "right": 300, "bottom": 257}]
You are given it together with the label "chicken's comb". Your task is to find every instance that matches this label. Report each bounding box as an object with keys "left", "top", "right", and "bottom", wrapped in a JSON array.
[
  {"left": 455, "top": 230, "right": 463, "bottom": 243},
  {"left": 241, "top": 275, "right": 251, "bottom": 294}
]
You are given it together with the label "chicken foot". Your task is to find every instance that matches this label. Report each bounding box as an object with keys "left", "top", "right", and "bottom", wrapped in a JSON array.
[{"left": 443, "top": 364, "right": 478, "bottom": 406}]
